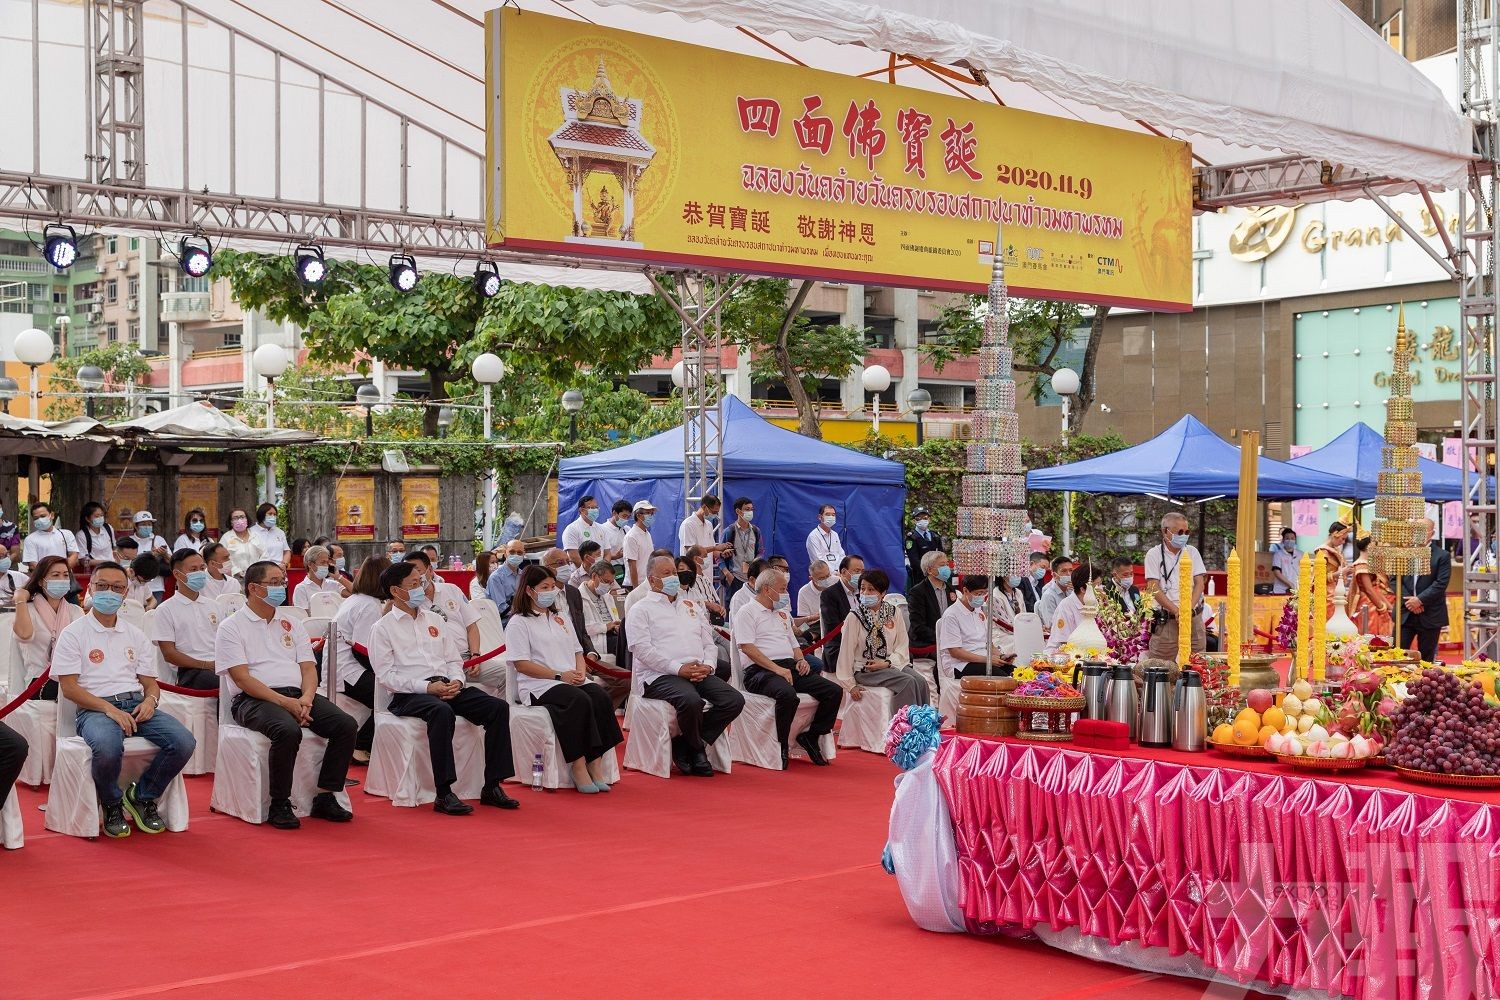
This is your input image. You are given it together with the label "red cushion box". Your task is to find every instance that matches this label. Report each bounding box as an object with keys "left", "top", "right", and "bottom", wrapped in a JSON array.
[{"left": 1071, "top": 719, "right": 1129, "bottom": 751}]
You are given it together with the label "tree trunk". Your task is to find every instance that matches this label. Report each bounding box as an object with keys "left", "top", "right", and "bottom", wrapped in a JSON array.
[
  {"left": 1071, "top": 306, "right": 1111, "bottom": 435},
  {"left": 424, "top": 365, "right": 449, "bottom": 438},
  {"left": 774, "top": 279, "right": 821, "bottom": 438}
]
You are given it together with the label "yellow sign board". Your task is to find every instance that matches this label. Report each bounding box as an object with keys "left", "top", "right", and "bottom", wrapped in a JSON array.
[
  {"left": 177, "top": 477, "right": 220, "bottom": 536},
  {"left": 401, "top": 477, "right": 441, "bottom": 540},
  {"left": 485, "top": 9, "right": 1192, "bottom": 309},
  {"left": 335, "top": 477, "right": 376, "bottom": 542}
]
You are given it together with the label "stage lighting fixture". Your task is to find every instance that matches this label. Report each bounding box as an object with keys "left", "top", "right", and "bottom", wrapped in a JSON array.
[
  {"left": 294, "top": 245, "right": 327, "bottom": 285},
  {"left": 474, "top": 261, "right": 502, "bottom": 298},
  {"left": 389, "top": 253, "right": 418, "bottom": 292},
  {"left": 43, "top": 224, "right": 78, "bottom": 270},
  {"left": 180, "top": 236, "right": 213, "bottom": 278}
]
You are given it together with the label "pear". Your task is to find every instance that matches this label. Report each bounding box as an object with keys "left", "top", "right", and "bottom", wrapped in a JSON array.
[
  {"left": 1292, "top": 679, "right": 1314, "bottom": 701},
  {"left": 1282, "top": 695, "right": 1304, "bottom": 718}
]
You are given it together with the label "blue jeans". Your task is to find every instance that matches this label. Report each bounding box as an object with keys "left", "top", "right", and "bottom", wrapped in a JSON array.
[{"left": 75, "top": 694, "right": 197, "bottom": 807}]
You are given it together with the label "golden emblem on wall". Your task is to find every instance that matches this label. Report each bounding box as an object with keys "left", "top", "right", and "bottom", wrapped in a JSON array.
[{"left": 1228, "top": 206, "right": 1298, "bottom": 262}]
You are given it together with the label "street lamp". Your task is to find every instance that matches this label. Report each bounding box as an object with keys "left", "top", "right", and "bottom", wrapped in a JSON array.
[
  {"left": 252, "top": 344, "right": 291, "bottom": 504},
  {"left": 1051, "top": 367, "right": 1081, "bottom": 556},
  {"left": 861, "top": 364, "right": 892, "bottom": 433},
  {"left": 470, "top": 352, "right": 505, "bottom": 548},
  {"left": 77, "top": 364, "right": 106, "bottom": 419},
  {"left": 14, "top": 327, "right": 55, "bottom": 501},
  {"left": 670, "top": 360, "right": 686, "bottom": 389},
  {"left": 437, "top": 405, "right": 455, "bottom": 438},
  {"left": 0, "top": 376, "right": 17, "bottom": 415},
  {"left": 355, "top": 381, "right": 382, "bottom": 438},
  {"left": 561, "top": 389, "right": 584, "bottom": 442},
  {"left": 907, "top": 387, "right": 932, "bottom": 445}
]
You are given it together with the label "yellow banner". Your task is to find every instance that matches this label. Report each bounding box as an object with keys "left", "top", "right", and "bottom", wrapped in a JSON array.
[
  {"left": 177, "top": 477, "right": 220, "bottom": 537},
  {"left": 335, "top": 477, "right": 376, "bottom": 542},
  {"left": 401, "top": 477, "right": 441, "bottom": 540},
  {"left": 109, "top": 479, "right": 149, "bottom": 537},
  {"left": 485, "top": 9, "right": 1192, "bottom": 309}
]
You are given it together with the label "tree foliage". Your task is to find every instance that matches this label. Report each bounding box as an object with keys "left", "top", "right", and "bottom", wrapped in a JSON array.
[{"left": 45, "top": 342, "right": 152, "bottom": 421}]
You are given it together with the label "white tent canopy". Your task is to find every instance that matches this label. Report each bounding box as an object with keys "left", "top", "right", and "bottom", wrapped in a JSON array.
[{"left": 110, "top": 400, "right": 317, "bottom": 449}]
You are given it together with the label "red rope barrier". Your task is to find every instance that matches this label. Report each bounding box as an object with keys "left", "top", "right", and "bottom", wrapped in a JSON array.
[
  {"left": 910, "top": 644, "right": 936, "bottom": 656},
  {"left": 310, "top": 637, "right": 325, "bottom": 651},
  {"left": 0, "top": 669, "right": 50, "bottom": 721},
  {"left": 463, "top": 645, "right": 505, "bottom": 669},
  {"left": 799, "top": 622, "right": 842, "bottom": 655},
  {"left": 156, "top": 682, "right": 218, "bottom": 698},
  {"left": 586, "top": 656, "right": 631, "bottom": 679}
]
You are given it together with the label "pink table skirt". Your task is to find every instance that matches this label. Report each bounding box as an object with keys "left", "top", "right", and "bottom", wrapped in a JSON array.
[{"left": 934, "top": 736, "right": 1500, "bottom": 999}]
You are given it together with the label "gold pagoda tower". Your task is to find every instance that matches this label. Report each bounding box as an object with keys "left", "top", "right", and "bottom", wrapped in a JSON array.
[{"left": 1369, "top": 306, "right": 1432, "bottom": 578}]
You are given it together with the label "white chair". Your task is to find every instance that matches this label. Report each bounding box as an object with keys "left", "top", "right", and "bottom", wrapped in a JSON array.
[
  {"left": 1, "top": 787, "right": 21, "bottom": 849},
  {"left": 364, "top": 679, "right": 486, "bottom": 807},
  {"left": 504, "top": 662, "right": 620, "bottom": 789},
  {"left": 280, "top": 605, "right": 308, "bottom": 624},
  {"left": 3, "top": 626, "right": 53, "bottom": 787},
  {"left": 466, "top": 608, "right": 507, "bottom": 693},
  {"left": 209, "top": 674, "right": 353, "bottom": 824},
  {"left": 723, "top": 637, "right": 835, "bottom": 771},
  {"left": 1012, "top": 611, "right": 1044, "bottom": 664},
  {"left": 936, "top": 666, "right": 962, "bottom": 724},
  {"left": 151, "top": 639, "right": 218, "bottom": 776},
  {"left": 216, "top": 592, "right": 247, "bottom": 616},
  {"left": 302, "top": 616, "right": 332, "bottom": 644},
  {"left": 45, "top": 692, "right": 191, "bottom": 838},
  {"left": 836, "top": 681, "right": 896, "bottom": 754},
  {"left": 470, "top": 597, "right": 502, "bottom": 629},
  {"left": 308, "top": 590, "right": 343, "bottom": 619}
]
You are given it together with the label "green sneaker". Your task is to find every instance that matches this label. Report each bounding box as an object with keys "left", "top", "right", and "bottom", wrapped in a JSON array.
[
  {"left": 122, "top": 783, "right": 166, "bottom": 834},
  {"left": 101, "top": 803, "right": 131, "bottom": 838}
]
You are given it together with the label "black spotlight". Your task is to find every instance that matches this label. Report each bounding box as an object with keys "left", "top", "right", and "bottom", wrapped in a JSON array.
[
  {"left": 294, "top": 244, "right": 327, "bottom": 285},
  {"left": 474, "top": 261, "right": 502, "bottom": 298},
  {"left": 388, "top": 253, "right": 418, "bottom": 292},
  {"left": 43, "top": 224, "right": 78, "bottom": 270},
  {"left": 180, "top": 236, "right": 212, "bottom": 278}
]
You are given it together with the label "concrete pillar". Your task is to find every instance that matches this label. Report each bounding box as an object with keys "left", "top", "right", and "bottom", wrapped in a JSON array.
[
  {"left": 840, "top": 283, "right": 866, "bottom": 412},
  {"left": 727, "top": 342, "right": 752, "bottom": 402},
  {"left": 894, "top": 288, "right": 919, "bottom": 414},
  {"left": 167, "top": 320, "right": 182, "bottom": 407}
]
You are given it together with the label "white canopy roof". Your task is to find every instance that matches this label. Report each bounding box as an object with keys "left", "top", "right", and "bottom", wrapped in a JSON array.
[{"left": 110, "top": 400, "right": 317, "bottom": 449}]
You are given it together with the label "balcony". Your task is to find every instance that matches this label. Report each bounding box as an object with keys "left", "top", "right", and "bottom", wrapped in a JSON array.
[{"left": 160, "top": 290, "right": 213, "bottom": 323}]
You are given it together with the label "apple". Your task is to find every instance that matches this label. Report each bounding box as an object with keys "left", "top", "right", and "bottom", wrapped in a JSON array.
[{"left": 1247, "top": 689, "right": 1275, "bottom": 714}]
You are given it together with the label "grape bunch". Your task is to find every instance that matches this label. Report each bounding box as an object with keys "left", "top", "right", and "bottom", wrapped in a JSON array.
[{"left": 1386, "top": 668, "right": 1500, "bottom": 776}]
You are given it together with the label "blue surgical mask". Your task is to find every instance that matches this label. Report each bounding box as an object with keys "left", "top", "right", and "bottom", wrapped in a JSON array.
[
  {"left": 774, "top": 593, "right": 790, "bottom": 610},
  {"left": 707, "top": 513, "right": 719, "bottom": 525},
  {"left": 390, "top": 552, "right": 404, "bottom": 563},
  {"left": 643, "top": 513, "right": 656, "bottom": 528},
  {"left": 1170, "top": 533, "right": 1190, "bottom": 548},
  {"left": 1032, "top": 567, "right": 1047, "bottom": 580},
  {"left": 262, "top": 585, "right": 287, "bottom": 607},
  {"left": 916, "top": 519, "right": 930, "bottom": 532},
  {"left": 406, "top": 586, "right": 428, "bottom": 609},
  {"left": 90, "top": 516, "right": 105, "bottom": 529},
  {"left": 46, "top": 579, "right": 71, "bottom": 599},
  {"left": 1056, "top": 574, "right": 1072, "bottom": 588},
  {"left": 264, "top": 515, "right": 278, "bottom": 528},
  {"left": 660, "top": 576, "right": 681, "bottom": 597},
  {"left": 1007, "top": 575, "right": 1023, "bottom": 588},
  {"left": 506, "top": 554, "right": 524, "bottom": 568},
  {"left": 184, "top": 570, "right": 209, "bottom": 592},
  {"left": 848, "top": 572, "right": 862, "bottom": 588},
  {"left": 583, "top": 508, "right": 598, "bottom": 523},
  {"left": 823, "top": 514, "right": 836, "bottom": 528},
  {"left": 136, "top": 526, "right": 152, "bottom": 539},
  {"left": 937, "top": 565, "right": 952, "bottom": 582},
  {"left": 190, "top": 520, "right": 204, "bottom": 532},
  {"left": 0, "top": 557, "right": 9, "bottom": 573},
  {"left": 336, "top": 557, "right": 346, "bottom": 572},
  {"left": 536, "top": 589, "right": 558, "bottom": 609},
  {"left": 858, "top": 593, "right": 878, "bottom": 608},
  {"left": 33, "top": 516, "right": 52, "bottom": 532},
  {"left": 313, "top": 565, "right": 329, "bottom": 580},
  {"left": 91, "top": 590, "right": 123, "bottom": 614}
]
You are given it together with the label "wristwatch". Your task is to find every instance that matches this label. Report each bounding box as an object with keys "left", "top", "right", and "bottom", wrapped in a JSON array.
[{"left": 553, "top": 672, "right": 561, "bottom": 682}]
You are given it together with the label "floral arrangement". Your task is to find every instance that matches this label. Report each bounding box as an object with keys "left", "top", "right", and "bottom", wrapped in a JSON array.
[
  {"left": 884, "top": 704, "right": 943, "bottom": 771},
  {"left": 1325, "top": 634, "right": 1370, "bottom": 680},
  {"left": 1274, "top": 596, "right": 1298, "bottom": 651},
  {"left": 1191, "top": 653, "right": 1242, "bottom": 730},
  {"left": 1011, "top": 664, "right": 1038, "bottom": 683},
  {"left": 1053, "top": 642, "right": 1105, "bottom": 665},
  {"left": 1093, "top": 582, "right": 1154, "bottom": 662}
]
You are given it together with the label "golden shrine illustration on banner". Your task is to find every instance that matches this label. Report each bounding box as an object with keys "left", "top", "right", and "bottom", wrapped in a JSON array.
[{"left": 485, "top": 8, "right": 1192, "bottom": 309}]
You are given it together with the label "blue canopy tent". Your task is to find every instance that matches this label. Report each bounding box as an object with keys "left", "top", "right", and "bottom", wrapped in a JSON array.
[
  {"left": 1286, "top": 422, "right": 1496, "bottom": 501},
  {"left": 558, "top": 397, "right": 908, "bottom": 593},
  {"left": 1024, "top": 415, "right": 1357, "bottom": 499}
]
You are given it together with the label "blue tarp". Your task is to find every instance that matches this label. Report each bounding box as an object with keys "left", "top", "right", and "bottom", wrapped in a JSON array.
[
  {"left": 1287, "top": 422, "right": 1495, "bottom": 501},
  {"left": 558, "top": 397, "right": 909, "bottom": 593},
  {"left": 1025, "top": 415, "right": 1358, "bottom": 499}
]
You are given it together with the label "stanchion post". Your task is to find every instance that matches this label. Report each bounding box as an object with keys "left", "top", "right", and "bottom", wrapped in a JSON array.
[{"left": 323, "top": 618, "right": 337, "bottom": 703}]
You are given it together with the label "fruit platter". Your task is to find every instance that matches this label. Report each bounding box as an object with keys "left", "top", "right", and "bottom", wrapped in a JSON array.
[
  {"left": 1384, "top": 668, "right": 1500, "bottom": 787},
  {"left": 1211, "top": 674, "right": 1392, "bottom": 767}
]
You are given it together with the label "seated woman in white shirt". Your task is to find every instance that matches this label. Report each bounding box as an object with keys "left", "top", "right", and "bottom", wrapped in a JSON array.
[
  {"left": 834, "top": 568, "right": 929, "bottom": 710},
  {"left": 332, "top": 557, "right": 390, "bottom": 761},
  {"left": 222, "top": 507, "right": 263, "bottom": 578},
  {"left": 12, "top": 555, "right": 85, "bottom": 700},
  {"left": 250, "top": 503, "right": 290, "bottom": 569},
  {"left": 75, "top": 501, "right": 116, "bottom": 569},
  {"left": 0, "top": 546, "right": 28, "bottom": 605},
  {"left": 172, "top": 508, "right": 210, "bottom": 553},
  {"left": 470, "top": 552, "right": 494, "bottom": 601},
  {"left": 200, "top": 542, "right": 241, "bottom": 599},
  {"left": 990, "top": 573, "right": 1026, "bottom": 632},
  {"left": 504, "top": 565, "right": 623, "bottom": 793},
  {"left": 293, "top": 544, "right": 350, "bottom": 609}
]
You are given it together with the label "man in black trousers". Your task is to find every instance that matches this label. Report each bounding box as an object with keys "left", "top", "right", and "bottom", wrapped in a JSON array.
[
  {"left": 819, "top": 554, "right": 864, "bottom": 669},
  {"left": 0, "top": 721, "right": 26, "bottom": 810},
  {"left": 1394, "top": 518, "right": 1451, "bottom": 664}
]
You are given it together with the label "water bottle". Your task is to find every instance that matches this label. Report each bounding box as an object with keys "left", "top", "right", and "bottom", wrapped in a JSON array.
[{"left": 531, "top": 753, "right": 544, "bottom": 791}]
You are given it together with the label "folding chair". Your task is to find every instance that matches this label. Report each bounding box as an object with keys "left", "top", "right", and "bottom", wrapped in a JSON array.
[
  {"left": 150, "top": 630, "right": 218, "bottom": 775},
  {"left": 723, "top": 636, "right": 835, "bottom": 770},
  {"left": 308, "top": 590, "right": 344, "bottom": 620},
  {"left": 215, "top": 592, "right": 247, "bottom": 617}
]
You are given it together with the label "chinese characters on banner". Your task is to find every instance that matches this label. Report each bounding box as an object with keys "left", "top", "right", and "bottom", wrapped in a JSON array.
[
  {"left": 334, "top": 477, "right": 376, "bottom": 542},
  {"left": 176, "top": 477, "right": 220, "bottom": 538},
  {"left": 401, "top": 477, "right": 441, "bottom": 540},
  {"left": 485, "top": 9, "right": 1192, "bottom": 308},
  {"left": 1287, "top": 446, "right": 1321, "bottom": 537},
  {"left": 1443, "top": 438, "right": 1464, "bottom": 540}
]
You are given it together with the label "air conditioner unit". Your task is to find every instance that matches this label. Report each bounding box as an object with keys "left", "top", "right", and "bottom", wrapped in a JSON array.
[
  {"left": 115, "top": 259, "right": 128, "bottom": 270},
  {"left": 89, "top": 308, "right": 102, "bottom": 321},
  {"left": 126, "top": 297, "right": 138, "bottom": 311}
]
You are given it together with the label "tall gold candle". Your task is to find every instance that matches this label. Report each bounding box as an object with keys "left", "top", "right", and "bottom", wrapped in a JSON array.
[
  {"left": 1178, "top": 549, "right": 1194, "bottom": 666},
  {"left": 1226, "top": 548, "right": 1241, "bottom": 687},
  {"left": 1312, "top": 550, "right": 1328, "bottom": 682},
  {"left": 1295, "top": 553, "right": 1313, "bottom": 683}
]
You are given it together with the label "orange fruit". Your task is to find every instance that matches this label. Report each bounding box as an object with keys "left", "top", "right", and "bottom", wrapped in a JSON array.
[
  {"left": 1231, "top": 718, "right": 1259, "bottom": 746},
  {"left": 1235, "top": 707, "right": 1262, "bottom": 730},
  {"left": 1212, "top": 723, "right": 1234, "bottom": 745},
  {"left": 1262, "top": 706, "right": 1287, "bottom": 731},
  {"left": 1257, "top": 725, "right": 1278, "bottom": 745}
]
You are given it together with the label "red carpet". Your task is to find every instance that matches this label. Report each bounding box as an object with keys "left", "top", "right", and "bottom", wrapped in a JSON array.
[{"left": 6, "top": 751, "right": 1264, "bottom": 999}]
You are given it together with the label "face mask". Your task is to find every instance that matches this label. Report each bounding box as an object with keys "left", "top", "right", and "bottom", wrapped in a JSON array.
[
  {"left": 190, "top": 520, "right": 204, "bottom": 532},
  {"left": 582, "top": 508, "right": 598, "bottom": 523},
  {"left": 1007, "top": 575, "right": 1022, "bottom": 588},
  {"left": 210, "top": 562, "right": 227, "bottom": 577},
  {"left": 232, "top": 517, "right": 248, "bottom": 531},
  {"left": 614, "top": 516, "right": 628, "bottom": 528},
  {"left": 90, "top": 516, "right": 105, "bottom": 529},
  {"left": 707, "top": 513, "right": 719, "bottom": 525},
  {"left": 506, "top": 554, "right": 523, "bottom": 568},
  {"left": 814, "top": 576, "right": 834, "bottom": 590},
  {"left": 916, "top": 519, "right": 930, "bottom": 532},
  {"left": 822, "top": 515, "right": 836, "bottom": 528},
  {"left": 313, "top": 565, "right": 329, "bottom": 580},
  {"left": 184, "top": 570, "right": 209, "bottom": 592},
  {"left": 1056, "top": 574, "right": 1072, "bottom": 588},
  {"left": 678, "top": 569, "right": 697, "bottom": 589},
  {"left": 937, "top": 565, "right": 953, "bottom": 582},
  {"left": 1282, "top": 542, "right": 1295, "bottom": 552},
  {"left": 741, "top": 511, "right": 754, "bottom": 523},
  {"left": 390, "top": 552, "right": 404, "bottom": 563},
  {"left": 46, "top": 579, "right": 71, "bottom": 599},
  {"left": 335, "top": 557, "right": 346, "bottom": 572},
  {"left": 406, "top": 586, "right": 429, "bottom": 609},
  {"left": 964, "top": 592, "right": 984, "bottom": 609},
  {"left": 643, "top": 514, "right": 656, "bottom": 528},
  {"left": 263, "top": 515, "right": 278, "bottom": 529},
  {"left": 261, "top": 585, "right": 287, "bottom": 607},
  {"left": 858, "top": 593, "right": 878, "bottom": 608},
  {"left": 1170, "top": 533, "right": 1189, "bottom": 548},
  {"left": 660, "top": 576, "right": 681, "bottom": 597},
  {"left": 91, "top": 590, "right": 123, "bottom": 614},
  {"left": 33, "top": 516, "right": 52, "bottom": 532},
  {"left": 1032, "top": 567, "right": 1047, "bottom": 580},
  {"left": 848, "top": 572, "right": 862, "bottom": 588},
  {"left": 774, "top": 593, "right": 790, "bottom": 611},
  {"left": 0, "top": 557, "right": 9, "bottom": 573},
  {"left": 136, "top": 526, "right": 152, "bottom": 539},
  {"left": 536, "top": 589, "right": 558, "bottom": 609}
]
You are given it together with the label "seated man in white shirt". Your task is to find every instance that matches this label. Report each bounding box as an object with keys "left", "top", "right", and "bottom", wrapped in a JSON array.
[
  {"left": 1036, "top": 556, "right": 1075, "bottom": 631},
  {"left": 727, "top": 559, "right": 768, "bottom": 622},
  {"left": 216, "top": 560, "right": 357, "bottom": 830},
  {"left": 152, "top": 548, "right": 223, "bottom": 690},
  {"left": 797, "top": 560, "right": 834, "bottom": 620},
  {"left": 404, "top": 550, "right": 483, "bottom": 660},
  {"left": 732, "top": 569, "right": 841, "bottom": 768},
  {"left": 200, "top": 542, "right": 241, "bottom": 599},
  {"left": 53, "top": 562, "right": 196, "bottom": 838},
  {"left": 22, "top": 500, "right": 79, "bottom": 570},
  {"left": 1044, "top": 567, "right": 1092, "bottom": 654},
  {"left": 937, "top": 575, "right": 1017, "bottom": 679},
  {"left": 623, "top": 547, "right": 675, "bottom": 616},
  {"left": 292, "top": 544, "right": 349, "bottom": 610},
  {"left": 570, "top": 559, "right": 630, "bottom": 708},
  {"left": 369, "top": 561, "right": 518, "bottom": 814},
  {"left": 626, "top": 556, "right": 745, "bottom": 777}
]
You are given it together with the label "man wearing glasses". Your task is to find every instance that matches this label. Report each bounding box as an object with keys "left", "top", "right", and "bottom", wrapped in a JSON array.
[
  {"left": 216, "top": 560, "right": 357, "bottom": 830},
  {"left": 52, "top": 561, "right": 196, "bottom": 838}
]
